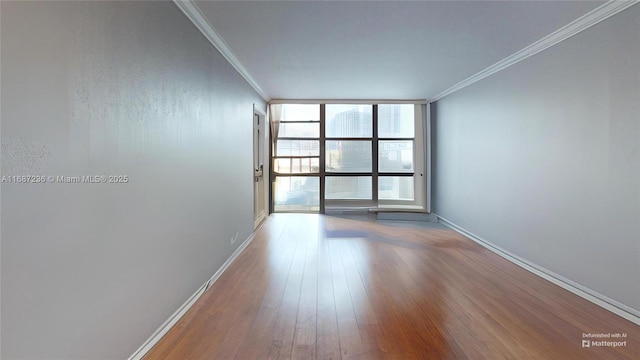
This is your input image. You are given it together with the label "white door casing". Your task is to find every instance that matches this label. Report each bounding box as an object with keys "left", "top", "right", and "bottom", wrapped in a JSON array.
[{"left": 253, "top": 105, "right": 267, "bottom": 228}]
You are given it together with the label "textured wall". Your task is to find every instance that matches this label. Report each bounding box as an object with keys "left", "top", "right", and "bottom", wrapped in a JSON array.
[
  {"left": 433, "top": 6, "right": 639, "bottom": 313},
  {"left": 1, "top": 1, "right": 265, "bottom": 358}
]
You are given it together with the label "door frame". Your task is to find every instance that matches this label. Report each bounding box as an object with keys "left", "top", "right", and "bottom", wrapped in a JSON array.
[{"left": 253, "top": 104, "right": 268, "bottom": 229}]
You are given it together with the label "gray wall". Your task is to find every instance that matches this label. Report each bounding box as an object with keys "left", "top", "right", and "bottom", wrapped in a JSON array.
[
  {"left": 433, "top": 5, "right": 639, "bottom": 313},
  {"left": 1, "top": 1, "right": 265, "bottom": 358}
]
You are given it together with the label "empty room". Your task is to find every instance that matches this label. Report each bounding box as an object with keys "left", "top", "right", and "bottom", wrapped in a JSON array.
[{"left": 1, "top": 1, "right": 638, "bottom": 359}]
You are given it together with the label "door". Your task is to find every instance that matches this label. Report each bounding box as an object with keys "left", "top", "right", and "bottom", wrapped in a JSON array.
[{"left": 253, "top": 106, "right": 267, "bottom": 228}]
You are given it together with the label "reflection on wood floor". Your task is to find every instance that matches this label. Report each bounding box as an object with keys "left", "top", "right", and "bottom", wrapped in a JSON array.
[{"left": 145, "top": 214, "right": 638, "bottom": 359}]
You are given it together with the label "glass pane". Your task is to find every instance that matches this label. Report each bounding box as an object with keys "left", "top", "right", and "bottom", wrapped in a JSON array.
[
  {"left": 378, "top": 104, "right": 415, "bottom": 138},
  {"left": 326, "top": 141, "right": 372, "bottom": 172},
  {"left": 274, "top": 157, "right": 319, "bottom": 174},
  {"left": 274, "top": 176, "right": 319, "bottom": 212},
  {"left": 325, "top": 176, "right": 372, "bottom": 200},
  {"left": 279, "top": 122, "right": 319, "bottom": 138},
  {"left": 326, "top": 104, "right": 372, "bottom": 138},
  {"left": 280, "top": 104, "right": 319, "bottom": 121},
  {"left": 379, "top": 140, "right": 414, "bottom": 172},
  {"left": 275, "top": 140, "right": 319, "bottom": 157},
  {"left": 379, "top": 176, "right": 414, "bottom": 201}
]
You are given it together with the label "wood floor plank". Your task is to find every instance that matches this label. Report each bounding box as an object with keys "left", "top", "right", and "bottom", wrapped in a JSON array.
[
  {"left": 328, "top": 238, "right": 366, "bottom": 359},
  {"left": 337, "top": 240, "right": 377, "bottom": 326},
  {"left": 315, "top": 219, "right": 342, "bottom": 360},
  {"left": 233, "top": 219, "right": 303, "bottom": 359},
  {"left": 145, "top": 214, "right": 639, "bottom": 360},
  {"left": 351, "top": 236, "right": 423, "bottom": 359},
  {"left": 267, "top": 218, "right": 309, "bottom": 359},
  {"left": 291, "top": 217, "right": 319, "bottom": 359},
  {"left": 335, "top": 240, "right": 383, "bottom": 359}
]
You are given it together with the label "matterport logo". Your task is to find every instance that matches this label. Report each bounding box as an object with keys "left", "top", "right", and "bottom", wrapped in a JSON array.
[{"left": 582, "top": 332, "right": 627, "bottom": 348}]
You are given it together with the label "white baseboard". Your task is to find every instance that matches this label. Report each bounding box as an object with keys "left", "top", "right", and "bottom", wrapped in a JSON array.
[
  {"left": 254, "top": 210, "right": 267, "bottom": 229},
  {"left": 204, "top": 224, "right": 261, "bottom": 291},
  {"left": 436, "top": 215, "right": 640, "bottom": 326},
  {"left": 128, "top": 281, "right": 208, "bottom": 360},
  {"left": 128, "top": 225, "right": 262, "bottom": 360}
]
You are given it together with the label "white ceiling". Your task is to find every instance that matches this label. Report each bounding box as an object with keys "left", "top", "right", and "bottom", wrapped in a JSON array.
[{"left": 193, "top": 0, "right": 604, "bottom": 101}]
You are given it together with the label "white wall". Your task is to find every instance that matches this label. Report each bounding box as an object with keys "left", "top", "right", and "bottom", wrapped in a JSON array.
[
  {"left": 432, "top": 5, "right": 639, "bottom": 314},
  {"left": 1, "top": 1, "right": 265, "bottom": 358}
]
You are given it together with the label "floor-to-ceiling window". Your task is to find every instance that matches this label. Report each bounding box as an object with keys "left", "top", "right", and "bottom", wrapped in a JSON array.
[
  {"left": 271, "top": 103, "right": 425, "bottom": 213},
  {"left": 272, "top": 104, "right": 321, "bottom": 212}
]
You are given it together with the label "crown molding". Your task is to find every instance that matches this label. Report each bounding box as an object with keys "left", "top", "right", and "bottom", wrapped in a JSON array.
[
  {"left": 173, "top": 0, "right": 270, "bottom": 101},
  {"left": 429, "top": 0, "right": 639, "bottom": 103}
]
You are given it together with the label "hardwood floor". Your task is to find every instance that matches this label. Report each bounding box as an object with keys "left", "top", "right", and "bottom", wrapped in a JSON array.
[{"left": 144, "top": 214, "right": 639, "bottom": 359}]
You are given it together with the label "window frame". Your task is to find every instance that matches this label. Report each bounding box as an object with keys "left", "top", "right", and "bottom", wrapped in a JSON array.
[{"left": 270, "top": 103, "right": 426, "bottom": 213}]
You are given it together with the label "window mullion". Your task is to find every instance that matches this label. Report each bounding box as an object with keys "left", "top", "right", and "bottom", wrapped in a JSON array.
[
  {"left": 372, "top": 104, "right": 379, "bottom": 203},
  {"left": 319, "top": 104, "right": 326, "bottom": 213}
]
